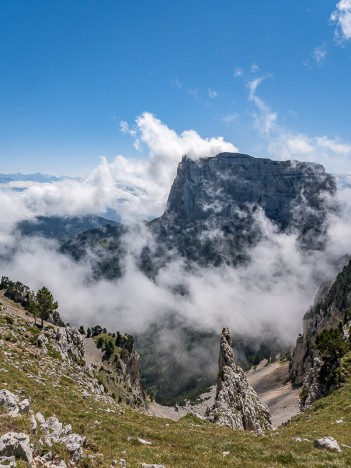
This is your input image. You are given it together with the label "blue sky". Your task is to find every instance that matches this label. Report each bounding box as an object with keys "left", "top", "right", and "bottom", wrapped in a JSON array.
[{"left": 1, "top": 0, "right": 351, "bottom": 175}]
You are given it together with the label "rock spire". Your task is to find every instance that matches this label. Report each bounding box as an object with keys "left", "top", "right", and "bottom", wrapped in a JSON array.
[{"left": 206, "top": 327, "right": 272, "bottom": 433}]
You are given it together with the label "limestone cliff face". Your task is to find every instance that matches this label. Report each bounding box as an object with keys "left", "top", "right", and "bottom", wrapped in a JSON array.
[
  {"left": 290, "top": 259, "right": 351, "bottom": 408},
  {"left": 116, "top": 349, "right": 145, "bottom": 408},
  {"left": 145, "top": 153, "right": 336, "bottom": 270},
  {"left": 206, "top": 327, "right": 272, "bottom": 432},
  {"left": 166, "top": 153, "right": 335, "bottom": 230}
]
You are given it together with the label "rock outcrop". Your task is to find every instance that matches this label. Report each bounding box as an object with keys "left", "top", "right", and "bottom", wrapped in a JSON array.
[
  {"left": 116, "top": 349, "right": 145, "bottom": 408},
  {"left": 0, "top": 390, "right": 30, "bottom": 416},
  {"left": 314, "top": 436, "right": 342, "bottom": 452},
  {"left": 206, "top": 327, "right": 272, "bottom": 432},
  {"left": 0, "top": 432, "right": 33, "bottom": 463},
  {"left": 0, "top": 390, "right": 85, "bottom": 465},
  {"left": 290, "top": 259, "right": 351, "bottom": 409},
  {"left": 53, "top": 326, "right": 85, "bottom": 361}
]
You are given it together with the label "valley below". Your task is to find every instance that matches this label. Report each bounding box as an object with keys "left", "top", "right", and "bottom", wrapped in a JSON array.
[
  {"left": 0, "top": 290, "right": 351, "bottom": 467},
  {"left": 149, "top": 361, "right": 301, "bottom": 428}
]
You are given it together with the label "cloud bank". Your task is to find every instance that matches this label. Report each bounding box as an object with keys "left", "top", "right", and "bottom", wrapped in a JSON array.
[
  {"left": 0, "top": 113, "right": 238, "bottom": 241},
  {"left": 1, "top": 113, "right": 351, "bottom": 367}
]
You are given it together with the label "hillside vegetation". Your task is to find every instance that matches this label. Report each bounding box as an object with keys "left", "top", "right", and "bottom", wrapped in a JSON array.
[{"left": 0, "top": 292, "right": 351, "bottom": 467}]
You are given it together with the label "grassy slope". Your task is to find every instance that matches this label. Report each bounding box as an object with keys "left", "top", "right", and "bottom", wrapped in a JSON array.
[{"left": 0, "top": 300, "right": 351, "bottom": 467}]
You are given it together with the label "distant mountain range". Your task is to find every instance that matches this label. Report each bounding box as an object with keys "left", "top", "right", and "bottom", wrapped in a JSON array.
[
  {"left": 17, "top": 215, "right": 119, "bottom": 244},
  {"left": 0, "top": 172, "right": 70, "bottom": 184}
]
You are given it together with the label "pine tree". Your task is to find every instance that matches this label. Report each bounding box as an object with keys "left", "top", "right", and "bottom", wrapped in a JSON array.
[{"left": 36, "top": 286, "right": 58, "bottom": 327}]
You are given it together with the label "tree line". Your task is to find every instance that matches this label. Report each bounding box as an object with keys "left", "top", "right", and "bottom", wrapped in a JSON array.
[{"left": 0, "top": 276, "right": 62, "bottom": 327}]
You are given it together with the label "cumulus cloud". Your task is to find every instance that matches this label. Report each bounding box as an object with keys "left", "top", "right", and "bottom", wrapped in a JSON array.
[
  {"left": 0, "top": 113, "right": 238, "bottom": 239},
  {"left": 331, "top": 0, "right": 351, "bottom": 42}
]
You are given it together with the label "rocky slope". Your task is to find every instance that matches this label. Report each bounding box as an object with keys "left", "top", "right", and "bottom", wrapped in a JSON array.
[
  {"left": 0, "top": 290, "right": 145, "bottom": 410},
  {"left": 206, "top": 328, "right": 272, "bottom": 433},
  {"left": 289, "top": 259, "right": 351, "bottom": 408},
  {"left": 1, "top": 293, "right": 351, "bottom": 465}
]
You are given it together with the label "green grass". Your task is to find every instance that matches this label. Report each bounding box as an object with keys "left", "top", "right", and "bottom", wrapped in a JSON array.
[{"left": 0, "top": 310, "right": 351, "bottom": 467}]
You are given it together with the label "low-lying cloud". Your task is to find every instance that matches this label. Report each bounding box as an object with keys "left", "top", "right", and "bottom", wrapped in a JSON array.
[
  {"left": 1, "top": 113, "right": 351, "bottom": 364},
  {"left": 0, "top": 113, "right": 238, "bottom": 239}
]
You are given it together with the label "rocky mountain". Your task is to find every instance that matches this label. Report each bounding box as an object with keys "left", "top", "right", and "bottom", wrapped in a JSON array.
[
  {"left": 17, "top": 215, "right": 119, "bottom": 244},
  {"left": 0, "top": 173, "right": 67, "bottom": 184},
  {"left": 290, "top": 259, "right": 351, "bottom": 409},
  {"left": 206, "top": 327, "right": 272, "bottom": 433},
  {"left": 144, "top": 153, "right": 336, "bottom": 268},
  {"left": 165, "top": 153, "right": 334, "bottom": 231},
  {"left": 61, "top": 152, "right": 336, "bottom": 279}
]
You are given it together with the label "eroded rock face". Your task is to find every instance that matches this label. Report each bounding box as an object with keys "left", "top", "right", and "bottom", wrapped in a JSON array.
[
  {"left": 53, "top": 326, "right": 85, "bottom": 361},
  {"left": 0, "top": 432, "right": 33, "bottom": 463},
  {"left": 142, "top": 153, "right": 336, "bottom": 272},
  {"left": 0, "top": 389, "right": 30, "bottom": 416},
  {"left": 206, "top": 327, "right": 272, "bottom": 432},
  {"left": 290, "top": 260, "right": 351, "bottom": 409},
  {"left": 116, "top": 350, "right": 145, "bottom": 408},
  {"left": 299, "top": 357, "right": 324, "bottom": 410},
  {"left": 166, "top": 153, "right": 335, "bottom": 231}
]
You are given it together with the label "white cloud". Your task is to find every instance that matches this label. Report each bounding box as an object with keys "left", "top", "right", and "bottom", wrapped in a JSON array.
[
  {"left": 245, "top": 75, "right": 351, "bottom": 173},
  {"left": 234, "top": 67, "right": 243, "bottom": 77},
  {"left": 247, "top": 77, "right": 277, "bottom": 135},
  {"left": 171, "top": 78, "right": 184, "bottom": 89},
  {"left": 119, "top": 121, "right": 130, "bottom": 134},
  {"left": 315, "top": 136, "right": 351, "bottom": 154},
  {"left": 313, "top": 44, "right": 327, "bottom": 64},
  {"left": 331, "top": 0, "right": 351, "bottom": 42},
  {"left": 268, "top": 132, "right": 351, "bottom": 173},
  {"left": 207, "top": 88, "right": 218, "bottom": 99},
  {"left": 0, "top": 113, "right": 238, "bottom": 239},
  {"left": 221, "top": 113, "right": 238, "bottom": 124}
]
